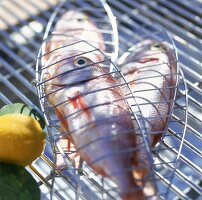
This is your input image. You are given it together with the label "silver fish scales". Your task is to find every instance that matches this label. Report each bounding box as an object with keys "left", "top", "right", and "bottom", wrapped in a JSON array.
[
  {"left": 118, "top": 39, "right": 179, "bottom": 148},
  {"left": 40, "top": 42, "right": 157, "bottom": 199}
]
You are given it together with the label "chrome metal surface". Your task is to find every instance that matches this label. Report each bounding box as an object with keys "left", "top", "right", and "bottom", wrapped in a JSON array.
[
  {"left": 36, "top": 1, "right": 158, "bottom": 199},
  {"left": 0, "top": 0, "right": 201, "bottom": 200}
]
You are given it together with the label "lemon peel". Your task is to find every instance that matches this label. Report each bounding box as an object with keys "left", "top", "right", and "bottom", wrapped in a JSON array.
[{"left": 0, "top": 114, "right": 46, "bottom": 166}]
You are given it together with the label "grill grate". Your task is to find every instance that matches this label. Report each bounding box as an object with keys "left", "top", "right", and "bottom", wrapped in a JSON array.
[{"left": 0, "top": 0, "right": 201, "bottom": 200}]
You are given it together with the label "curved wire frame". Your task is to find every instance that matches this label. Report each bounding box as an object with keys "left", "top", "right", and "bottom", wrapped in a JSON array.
[
  {"left": 154, "top": 68, "right": 188, "bottom": 200},
  {"left": 36, "top": 3, "right": 120, "bottom": 197},
  {"left": 118, "top": 27, "right": 188, "bottom": 199},
  {"left": 35, "top": 0, "right": 188, "bottom": 199},
  {"left": 42, "top": 0, "right": 118, "bottom": 64},
  {"left": 36, "top": 1, "right": 158, "bottom": 198},
  {"left": 36, "top": 38, "right": 157, "bottom": 199}
]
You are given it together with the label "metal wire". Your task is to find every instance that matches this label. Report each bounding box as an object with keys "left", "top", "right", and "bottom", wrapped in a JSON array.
[
  {"left": 0, "top": 0, "right": 201, "bottom": 199},
  {"left": 37, "top": 36, "right": 158, "bottom": 199},
  {"left": 116, "top": 24, "right": 189, "bottom": 199},
  {"left": 36, "top": 1, "right": 157, "bottom": 199},
  {"left": 35, "top": 0, "right": 189, "bottom": 199}
]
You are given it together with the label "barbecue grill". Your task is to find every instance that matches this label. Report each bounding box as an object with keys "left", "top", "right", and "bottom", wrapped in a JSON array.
[{"left": 0, "top": 0, "right": 201, "bottom": 200}]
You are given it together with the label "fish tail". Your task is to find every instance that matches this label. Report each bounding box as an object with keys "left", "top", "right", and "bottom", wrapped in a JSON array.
[
  {"left": 118, "top": 176, "right": 145, "bottom": 200},
  {"left": 113, "top": 169, "right": 156, "bottom": 200},
  {"left": 132, "top": 168, "right": 157, "bottom": 200},
  {"left": 112, "top": 171, "right": 145, "bottom": 200},
  {"left": 121, "top": 190, "right": 145, "bottom": 200},
  {"left": 55, "top": 108, "right": 69, "bottom": 131}
]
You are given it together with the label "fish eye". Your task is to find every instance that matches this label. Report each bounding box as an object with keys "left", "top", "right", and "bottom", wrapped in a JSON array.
[
  {"left": 78, "top": 58, "right": 85, "bottom": 65},
  {"left": 151, "top": 42, "right": 166, "bottom": 50},
  {"left": 153, "top": 43, "right": 161, "bottom": 48},
  {"left": 77, "top": 18, "right": 83, "bottom": 22},
  {"left": 74, "top": 57, "right": 92, "bottom": 67}
]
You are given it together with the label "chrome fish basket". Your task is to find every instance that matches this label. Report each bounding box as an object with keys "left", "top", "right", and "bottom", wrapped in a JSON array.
[
  {"left": 36, "top": 43, "right": 157, "bottom": 199},
  {"left": 35, "top": 0, "right": 188, "bottom": 200},
  {"left": 118, "top": 26, "right": 189, "bottom": 200}
]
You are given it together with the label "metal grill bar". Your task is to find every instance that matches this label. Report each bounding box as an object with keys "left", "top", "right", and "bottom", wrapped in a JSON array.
[
  {"left": 0, "top": 16, "right": 39, "bottom": 49},
  {"left": 174, "top": 0, "right": 202, "bottom": 17},
  {"left": 0, "top": 0, "right": 201, "bottom": 199},
  {"left": 0, "top": 57, "right": 34, "bottom": 92},
  {"left": 108, "top": 1, "right": 201, "bottom": 199},
  {"left": 107, "top": 1, "right": 202, "bottom": 114},
  {"left": 158, "top": 1, "right": 202, "bottom": 28},
  {"left": 0, "top": 30, "right": 36, "bottom": 60},
  {"left": 142, "top": 1, "right": 202, "bottom": 38},
  {"left": 12, "top": 0, "right": 50, "bottom": 26},
  {"left": 0, "top": 4, "right": 43, "bottom": 40}
]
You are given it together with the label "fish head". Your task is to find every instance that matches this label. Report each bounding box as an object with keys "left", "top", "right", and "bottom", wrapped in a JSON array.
[
  {"left": 118, "top": 39, "right": 169, "bottom": 70},
  {"left": 54, "top": 10, "right": 105, "bottom": 51},
  {"left": 43, "top": 53, "right": 102, "bottom": 86},
  {"left": 118, "top": 39, "right": 172, "bottom": 89},
  {"left": 61, "top": 10, "right": 89, "bottom": 23},
  {"left": 128, "top": 39, "right": 167, "bottom": 60},
  {"left": 55, "top": 10, "right": 89, "bottom": 32}
]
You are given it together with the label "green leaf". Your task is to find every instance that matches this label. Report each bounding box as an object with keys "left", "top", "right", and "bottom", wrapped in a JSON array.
[
  {"left": 0, "top": 163, "right": 40, "bottom": 200},
  {"left": 0, "top": 103, "right": 45, "bottom": 129}
]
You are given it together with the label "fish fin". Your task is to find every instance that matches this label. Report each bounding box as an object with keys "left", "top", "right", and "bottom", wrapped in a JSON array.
[
  {"left": 132, "top": 151, "right": 157, "bottom": 199},
  {"left": 55, "top": 108, "right": 69, "bottom": 131},
  {"left": 55, "top": 110, "right": 70, "bottom": 170},
  {"left": 56, "top": 137, "right": 68, "bottom": 170},
  {"left": 55, "top": 136, "right": 82, "bottom": 170}
]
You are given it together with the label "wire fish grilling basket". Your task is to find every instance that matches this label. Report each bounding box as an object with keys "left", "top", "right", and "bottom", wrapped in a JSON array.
[
  {"left": 35, "top": 1, "right": 188, "bottom": 200},
  {"left": 36, "top": 44, "right": 157, "bottom": 199},
  {"left": 117, "top": 25, "right": 189, "bottom": 199}
]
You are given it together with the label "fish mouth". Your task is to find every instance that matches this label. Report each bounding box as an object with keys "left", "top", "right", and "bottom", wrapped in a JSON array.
[
  {"left": 50, "top": 77, "right": 94, "bottom": 88},
  {"left": 50, "top": 69, "right": 94, "bottom": 87}
]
